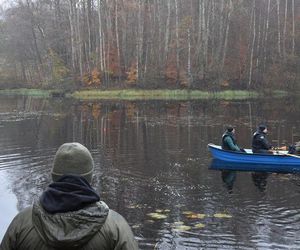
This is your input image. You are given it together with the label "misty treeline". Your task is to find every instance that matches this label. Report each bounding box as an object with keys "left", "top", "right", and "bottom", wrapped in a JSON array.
[{"left": 0, "top": 0, "right": 299, "bottom": 91}]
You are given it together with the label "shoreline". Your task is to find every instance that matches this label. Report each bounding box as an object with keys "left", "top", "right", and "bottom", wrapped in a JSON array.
[{"left": 0, "top": 88, "right": 288, "bottom": 100}]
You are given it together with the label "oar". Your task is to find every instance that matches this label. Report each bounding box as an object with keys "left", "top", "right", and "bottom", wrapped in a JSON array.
[
  {"left": 277, "top": 151, "right": 300, "bottom": 159},
  {"left": 284, "top": 153, "right": 300, "bottom": 159}
]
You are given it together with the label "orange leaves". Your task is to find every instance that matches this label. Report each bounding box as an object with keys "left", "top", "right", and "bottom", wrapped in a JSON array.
[
  {"left": 126, "top": 61, "right": 137, "bottom": 84},
  {"left": 83, "top": 68, "right": 101, "bottom": 87}
]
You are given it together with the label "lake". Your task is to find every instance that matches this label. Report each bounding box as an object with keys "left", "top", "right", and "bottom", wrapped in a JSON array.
[{"left": 0, "top": 95, "right": 300, "bottom": 249}]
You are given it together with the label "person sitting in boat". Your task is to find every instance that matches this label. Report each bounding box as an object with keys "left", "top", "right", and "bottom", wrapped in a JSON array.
[
  {"left": 222, "top": 126, "right": 242, "bottom": 152},
  {"left": 252, "top": 124, "right": 272, "bottom": 154},
  {"left": 288, "top": 141, "right": 300, "bottom": 155}
]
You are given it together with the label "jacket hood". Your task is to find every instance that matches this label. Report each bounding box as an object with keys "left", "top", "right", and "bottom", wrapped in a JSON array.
[
  {"left": 32, "top": 200, "right": 109, "bottom": 249},
  {"left": 40, "top": 175, "right": 100, "bottom": 214},
  {"left": 32, "top": 175, "right": 109, "bottom": 249}
]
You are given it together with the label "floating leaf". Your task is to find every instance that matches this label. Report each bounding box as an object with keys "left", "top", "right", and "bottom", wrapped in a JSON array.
[
  {"left": 173, "top": 221, "right": 184, "bottom": 225},
  {"left": 194, "top": 223, "right": 205, "bottom": 228},
  {"left": 182, "top": 211, "right": 194, "bottom": 215},
  {"left": 173, "top": 225, "right": 191, "bottom": 231},
  {"left": 132, "top": 224, "right": 141, "bottom": 229},
  {"left": 155, "top": 209, "right": 163, "bottom": 213},
  {"left": 147, "top": 213, "right": 167, "bottom": 220},
  {"left": 164, "top": 209, "right": 171, "bottom": 213},
  {"left": 127, "top": 205, "right": 139, "bottom": 209},
  {"left": 214, "top": 213, "right": 232, "bottom": 218},
  {"left": 145, "top": 220, "right": 154, "bottom": 224},
  {"left": 186, "top": 213, "right": 206, "bottom": 219}
]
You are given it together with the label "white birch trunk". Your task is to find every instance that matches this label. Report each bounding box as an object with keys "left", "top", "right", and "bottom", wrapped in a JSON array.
[
  {"left": 175, "top": 0, "right": 179, "bottom": 84},
  {"left": 115, "top": 0, "right": 121, "bottom": 80},
  {"left": 277, "top": 0, "right": 281, "bottom": 57},
  {"left": 263, "top": 0, "right": 270, "bottom": 70},
  {"left": 221, "top": 0, "right": 232, "bottom": 71},
  {"left": 248, "top": 1, "right": 256, "bottom": 88},
  {"left": 292, "top": 0, "right": 295, "bottom": 55},
  {"left": 283, "top": 0, "right": 287, "bottom": 59},
  {"left": 97, "top": 0, "right": 104, "bottom": 71},
  {"left": 68, "top": 0, "right": 76, "bottom": 71},
  {"left": 164, "top": 0, "right": 171, "bottom": 64}
]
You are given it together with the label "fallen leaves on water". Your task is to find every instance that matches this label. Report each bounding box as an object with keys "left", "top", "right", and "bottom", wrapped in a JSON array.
[
  {"left": 194, "top": 223, "right": 205, "bottom": 228},
  {"left": 186, "top": 213, "right": 206, "bottom": 219},
  {"left": 147, "top": 212, "right": 168, "bottom": 220},
  {"left": 145, "top": 220, "right": 155, "bottom": 224},
  {"left": 213, "top": 213, "right": 232, "bottom": 218},
  {"left": 182, "top": 211, "right": 194, "bottom": 215},
  {"left": 173, "top": 221, "right": 184, "bottom": 225},
  {"left": 173, "top": 224, "right": 191, "bottom": 232},
  {"left": 127, "top": 204, "right": 143, "bottom": 209},
  {"left": 131, "top": 224, "right": 141, "bottom": 229}
]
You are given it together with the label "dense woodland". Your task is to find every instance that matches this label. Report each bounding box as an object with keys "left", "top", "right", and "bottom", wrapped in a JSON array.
[{"left": 0, "top": 0, "right": 299, "bottom": 91}]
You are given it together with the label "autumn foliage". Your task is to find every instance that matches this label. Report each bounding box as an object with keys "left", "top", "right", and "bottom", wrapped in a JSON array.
[
  {"left": 126, "top": 62, "right": 137, "bottom": 84},
  {"left": 83, "top": 68, "right": 101, "bottom": 87}
]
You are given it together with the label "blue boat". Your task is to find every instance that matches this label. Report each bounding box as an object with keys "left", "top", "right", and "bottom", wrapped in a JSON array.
[
  {"left": 208, "top": 144, "right": 300, "bottom": 173},
  {"left": 210, "top": 159, "right": 300, "bottom": 173}
]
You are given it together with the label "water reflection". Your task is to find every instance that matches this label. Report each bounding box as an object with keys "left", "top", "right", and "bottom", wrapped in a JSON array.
[
  {"left": 1, "top": 96, "right": 300, "bottom": 248},
  {"left": 221, "top": 170, "right": 236, "bottom": 193},
  {"left": 251, "top": 172, "right": 269, "bottom": 192}
]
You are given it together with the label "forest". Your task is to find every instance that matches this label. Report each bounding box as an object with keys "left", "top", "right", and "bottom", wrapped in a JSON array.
[{"left": 0, "top": 0, "right": 299, "bottom": 91}]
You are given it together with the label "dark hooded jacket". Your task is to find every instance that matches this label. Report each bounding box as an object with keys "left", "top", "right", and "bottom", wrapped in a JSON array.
[
  {"left": 252, "top": 131, "right": 272, "bottom": 153},
  {"left": 0, "top": 175, "right": 138, "bottom": 250}
]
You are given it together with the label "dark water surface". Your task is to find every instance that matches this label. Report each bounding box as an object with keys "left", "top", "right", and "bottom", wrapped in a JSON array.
[{"left": 1, "top": 95, "right": 300, "bottom": 249}]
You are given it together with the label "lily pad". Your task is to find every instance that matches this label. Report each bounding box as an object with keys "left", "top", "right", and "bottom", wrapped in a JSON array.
[
  {"left": 147, "top": 213, "right": 168, "bottom": 220},
  {"left": 213, "top": 213, "right": 232, "bottom": 218},
  {"left": 194, "top": 223, "right": 205, "bottom": 228},
  {"left": 186, "top": 213, "right": 206, "bottom": 219},
  {"left": 173, "top": 225, "right": 191, "bottom": 231},
  {"left": 182, "top": 211, "right": 194, "bottom": 215},
  {"left": 173, "top": 221, "right": 184, "bottom": 225}
]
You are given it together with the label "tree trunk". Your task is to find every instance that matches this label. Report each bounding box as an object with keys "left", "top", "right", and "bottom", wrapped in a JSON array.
[
  {"left": 248, "top": 1, "right": 256, "bottom": 88},
  {"left": 174, "top": 0, "right": 180, "bottom": 86},
  {"left": 277, "top": 0, "right": 281, "bottom": 57}
]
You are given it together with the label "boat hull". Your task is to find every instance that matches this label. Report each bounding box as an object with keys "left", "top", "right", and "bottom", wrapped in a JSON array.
[
  {"left": 208, "top": 144, "right": 300, "bottom": 173},
  {"left": 210, "top": 159, "right": 300, "bottom": 173}
]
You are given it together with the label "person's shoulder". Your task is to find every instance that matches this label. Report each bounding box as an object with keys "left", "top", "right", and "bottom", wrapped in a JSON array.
[
  {"left": 13, "top": 206, "right": 33, "bottom": 221},
  {"left": 103, "top": 208, "right": 132, "bottom": 231},
  {"left": 107, "top": 209, "right": 127, "bottom": 224},
  {"left": 5, "top": 206, "right": 34, "bottom": 234}
]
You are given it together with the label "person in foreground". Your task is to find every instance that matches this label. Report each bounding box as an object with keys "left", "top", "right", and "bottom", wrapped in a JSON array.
[
  {"left": 252, "top": 124, "right": 272, "bottom": 154},
  {"left": 0, "top": 142, "right": 138, "bottom": 250},
  {"left": 221, "top": 126, "right": 242, "bottom": 152}
]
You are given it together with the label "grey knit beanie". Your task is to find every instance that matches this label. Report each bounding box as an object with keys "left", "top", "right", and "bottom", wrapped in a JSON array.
[{"left": 51, "top": 142, "right": 94, "bottom": 183}]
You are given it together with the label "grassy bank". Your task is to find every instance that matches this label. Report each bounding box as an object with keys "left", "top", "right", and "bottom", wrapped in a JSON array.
[
  {"left": 0, "top": 88, "right": 53, "bottom": 97},
  {"left": 71, "top": 89, "right": 261, "bottom": 100},
  {"left": 0, "top": 88, "right": 289, "bottom": 100}
]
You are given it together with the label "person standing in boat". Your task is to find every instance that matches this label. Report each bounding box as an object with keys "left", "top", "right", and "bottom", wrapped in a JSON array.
[
  {"left": 252, "top": 124, "right": 273, "bottom": 154},
  {"left": 221, "top": 126, "right": 242, "bottom": 152}
]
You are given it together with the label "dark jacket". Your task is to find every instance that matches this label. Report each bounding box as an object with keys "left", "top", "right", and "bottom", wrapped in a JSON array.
[
  {"left": 0, "top": 176, "right": 138, "bottom": 250},
  {"left": 252, "top": 131, "right": 272, "bottom": 153},
  {"left": 222, "top": 131, "right": 240, "bottom": 151}
]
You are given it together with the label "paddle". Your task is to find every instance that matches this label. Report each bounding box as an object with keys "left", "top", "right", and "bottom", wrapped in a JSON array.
[
  {"left": 277, "top": 151, "right": 300, "bottom": 159},
  {"left": 283, "top": 153, "right": 300, "bottom": 158}
]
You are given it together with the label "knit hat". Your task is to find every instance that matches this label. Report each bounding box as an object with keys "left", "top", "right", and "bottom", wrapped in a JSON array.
[
  {"left": 226, "top": 125, "right": 234, "bottom": 133},
  {"left": 258, "top": 124, "right": 267, "bottom": 132},
  {"left": 295, "top": 141, "right": 300, "bottom": 153},
  {"left": 51, "top": 142, "right": 94, "bottom": 183}
]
